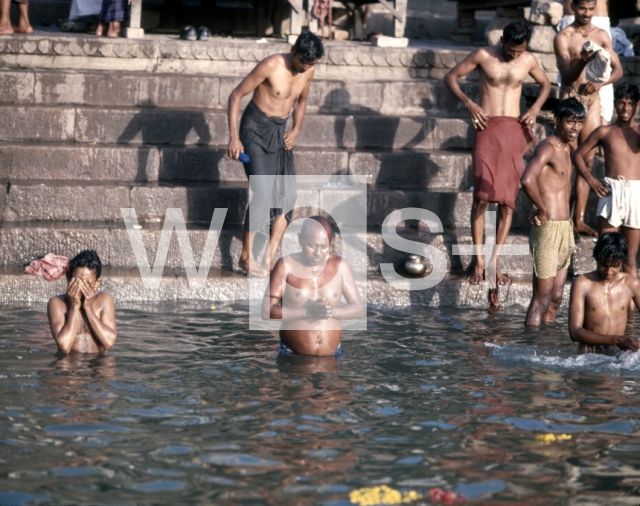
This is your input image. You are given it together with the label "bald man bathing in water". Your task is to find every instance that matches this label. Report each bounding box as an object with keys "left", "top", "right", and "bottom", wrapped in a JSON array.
[
  {"left": 228, "top": 32, "right": 324, "bottom": 277},
  {"left": 444, "top": 21, "right": 550, "bottom": 288},
  {"left": 569, "top": 233, "right": 640, "bottom": 353},
  {"left": 554, "top": 0, "right": 622, "bottom": 236},
  {"left": 262, "top": 216, "right": 365, "bottom": 357}
]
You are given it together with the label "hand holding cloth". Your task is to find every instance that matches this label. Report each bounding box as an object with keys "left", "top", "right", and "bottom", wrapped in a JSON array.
[{"left": 582, "top": 41, "right": 612, "bottom": 83}]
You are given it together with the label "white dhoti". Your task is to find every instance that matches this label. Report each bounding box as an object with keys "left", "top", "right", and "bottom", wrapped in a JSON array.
[
  {"left": 556, "top": 15, "right": 614, "bottom": 122},
  {"left": 596, "top": 177, "right": 640, "bottom": 230}
]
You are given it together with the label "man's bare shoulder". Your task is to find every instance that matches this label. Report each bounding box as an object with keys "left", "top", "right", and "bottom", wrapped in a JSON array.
[
  {"left": 574, "top": 272, "right": 596, "bottom": 289},
  {"left": 592, "top": 26, "right": 611, "bottom": 44},
  {"left": 94, "top": 291, "right": 114, "bottom": 305},
  {"left": 257, "top": 53, "right": 286, "bottom": 72},
  {"left": 476, "top": 46, "right": 498, "bottom": 59},
  {"left": 555, "top": 24, "right": 574, "bottom": 41},
  {"left": 538, "top": 136, "right": 555, "bottom": 152},
  {"left": 623, "top": 272, "right": 640, "bottom": 290},
  {"left": 48, "top": 294, "right": 67, "bottom": 309},
  {"left": 521, "top": 50, "right": 539, "bottom": 64}
]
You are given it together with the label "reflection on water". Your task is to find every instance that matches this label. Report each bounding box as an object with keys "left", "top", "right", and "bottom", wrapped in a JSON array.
[{"left": 0, "top": 304, "right": 639, "bottom": 504}]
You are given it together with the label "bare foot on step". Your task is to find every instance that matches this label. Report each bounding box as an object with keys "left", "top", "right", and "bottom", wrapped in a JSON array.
[
  {"left": 239, "top": 256, "right": 268, "bottom": 277},
  {"left": 574, "top": 221, "right": 597, "bottom": 237},
  {"left": 106, "top": 21, "right": 121, "bottom": 38},
  {"left": 468, "top": 265, "right": 484, "bottom": 285},
  {"left": 496, "top": 270, "right": 512, "bottom": 286},
  {"left": 14, "top": 21, "right": 32, "bottom": 33}
]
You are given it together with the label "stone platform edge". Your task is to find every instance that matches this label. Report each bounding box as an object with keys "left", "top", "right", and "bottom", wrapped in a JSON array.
[
  {"left": 1, "top": 267, "right": 565, "bottom": 311},
  {"left": 1, "top": 34, "right": 638, "bottom": 79}
]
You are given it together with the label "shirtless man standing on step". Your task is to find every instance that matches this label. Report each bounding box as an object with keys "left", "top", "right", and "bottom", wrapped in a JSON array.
[
  {"left": 574, "top": 84, "right": 640, "bottom": 282},
  {"left": 227, "top": 32, "right": 324, "bottom": 276},
  {"left": 262, "top": 216, "right": 365, "bottom": 357},
  {"left": 444, "top": 21, "right": 550, "bottom": 287},
  {"left": 554, "top": 0, "right": 622, "bottom": 236}
]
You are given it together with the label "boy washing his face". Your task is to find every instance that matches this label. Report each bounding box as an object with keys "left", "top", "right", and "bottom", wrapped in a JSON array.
[{"left": 47, "top": 250, "right": 117, "bottom": 354}]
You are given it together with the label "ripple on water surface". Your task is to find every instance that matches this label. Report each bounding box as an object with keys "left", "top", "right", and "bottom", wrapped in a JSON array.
[{"left": 0, "top": 304, "right": 639, "bottom": 504}]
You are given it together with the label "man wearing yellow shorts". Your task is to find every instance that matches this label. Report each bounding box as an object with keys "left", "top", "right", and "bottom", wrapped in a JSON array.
[{"left": 521, "top": 98, "right": 585, "bottom": 326}]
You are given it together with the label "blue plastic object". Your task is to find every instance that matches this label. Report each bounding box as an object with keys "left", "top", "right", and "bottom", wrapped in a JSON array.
[{"left": 239, "top": 153, "right": 250, "bottom": 163}]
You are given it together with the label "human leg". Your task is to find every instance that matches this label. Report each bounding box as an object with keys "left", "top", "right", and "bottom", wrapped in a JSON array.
[
  {"left": 469, "top": 198, "right": 488, "bottom": 284},
  {"left": 239, "top": 166, "right": 273, "bottom": 277},
  {"left": 107, "top": 20, "right": 121, "bottom": 37},
  {"left": 489, "top": 203, "right": 514, "bottom": 286},
  {"left": 239, "top": 231, "right": 267, "bottom": 276},
  {"left": 263, "top": 214, "right": 288, "bottom": 272},
  {"left": 621, "top": 227, "right": 640, "bottom": 278},
  {"left": 542, "top": 267, "right": 569, "bottom": 323},
  {"left": 14, "top": 1, "right": 31, "bottom": 33},
  {"left": 597, "top": 216, "right": 618, "bottom": 235},
  {"left": 573, "top": 102, "right": 601, "bottom": 237},
  {"left": 0, "top": 0, "right": 13, "bottom": 34},
  {"left": 525, "top": 274, "right": 556, "bottom": 326}
]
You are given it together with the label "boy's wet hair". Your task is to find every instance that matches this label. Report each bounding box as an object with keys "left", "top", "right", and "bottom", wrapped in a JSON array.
[
  {"left": 502, "top": 22, "right": 531, "bottom": 45},
  {"left": 293, "top": 32, "right": 324, "bottom": 64},
  {"left": 554, "top": 97, "right": 586, "bottom": 120},
  {"left": 593, "top": 232, "right": 628, "bottom": 265},
  {"left": 614, "top": 82, "right": 640, "bottom": 103},
  {"left": 67, "top": 250, "right": 102, "bottom": 281},
  {"left": 572, "top": 0, "right": 596, "bottom": 5}
]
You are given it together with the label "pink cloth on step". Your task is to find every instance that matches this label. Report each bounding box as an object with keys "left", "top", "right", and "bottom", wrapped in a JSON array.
[{"left": 24, "top": 253, "right": 69, "bottom": 281}]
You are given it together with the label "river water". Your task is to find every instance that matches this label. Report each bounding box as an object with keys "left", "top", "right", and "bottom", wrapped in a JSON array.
[{"left": 1, "top": 303, "right": 639, "bottom": 505}]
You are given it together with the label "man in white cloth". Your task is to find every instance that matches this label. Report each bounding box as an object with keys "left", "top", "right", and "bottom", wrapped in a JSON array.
[{"left": 558, "top": 0, "right": 614, "bottom": 123}]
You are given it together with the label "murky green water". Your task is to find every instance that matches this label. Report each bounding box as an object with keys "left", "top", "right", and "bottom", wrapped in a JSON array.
[{"left": 1, "top": 303, "right": 639, "bottom": 505}]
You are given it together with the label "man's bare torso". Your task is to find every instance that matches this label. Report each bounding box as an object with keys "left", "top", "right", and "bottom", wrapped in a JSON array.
[
  {"left": 53, "top": 294, "right": 107, "bottom": 354},
  {"left": 477, "top": 46, "right": 533, "bottom": 117},
  {"left": 252, "top": 54, "right": 313, "bottom": 119},
  {"left": 600, "top": 123, "right": 640, "bottom": 180},
  {"left": 580, "top": 272, "right": 632, "bottom": 339},
  {"left": 557, "top": 24, "right": 609, "bottom": 108},
  {"left": 538, "top": 138, "right": 574, "bottom": 220},
  {"left": 280, "top": 254, "right": 344, "bottom": 355}
]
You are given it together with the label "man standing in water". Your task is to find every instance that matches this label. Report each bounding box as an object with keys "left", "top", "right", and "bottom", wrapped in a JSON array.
[
  {"left": 444, "top": 22, "right": 550, "bottom": 288},
  {"left": 521, "top": 98, "right": 585, "bottom": 326},
  {"left": 569, "top": 232, "right": 640, "bottom": 353},
  {"left": 554, "top": 0, "right": 622, "bottom": 236},
  {"left": 574, "top": 84, "right": 640, "bottom": 285},
  {"left": 227, "top": 32, "right": 324, "bottom": 276},
  {"left": 262, "top": 216, "right": 365, "bottom": 356}
]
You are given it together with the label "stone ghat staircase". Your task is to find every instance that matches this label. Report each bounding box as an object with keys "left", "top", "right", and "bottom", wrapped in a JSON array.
[{"left": 0, "top": 33, "right": 632, "bottom": 306}]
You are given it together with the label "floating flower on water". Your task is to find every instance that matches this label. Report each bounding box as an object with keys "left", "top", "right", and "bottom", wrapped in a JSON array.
[
  {"left": 349, "top": 485, "right": 422, "bottom": 505},
  {"left": 535, "top": 433, "right": 572, "bottom": 444},
  {"left": 429, "top": 488, "right": 466, "bottom": 504}
]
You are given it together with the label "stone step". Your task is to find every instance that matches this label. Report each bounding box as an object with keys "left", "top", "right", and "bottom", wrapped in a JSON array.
[
  {"left": 0, "top": 105, "right": 476, "bottom": 150},
  {"left": 0, "top": 221, "right": 600, "bottom": 276},
  {"left": 0, "top": 265, "right": 560, "bottom": 311},
  {"left": 0, "top": 142, "right": 477, "bottom": 188},
  {"left": 0, "top": 69, "right": 483, "bottom": 118},
  {"left": 2, "top": 180, "right": 603, "bottom": 230},
  {"left": 0, "top": 34, "right": 575, "bottom": 83},
  {"left": 0, "top": 140, "right": 605, "bottom": 185}
]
